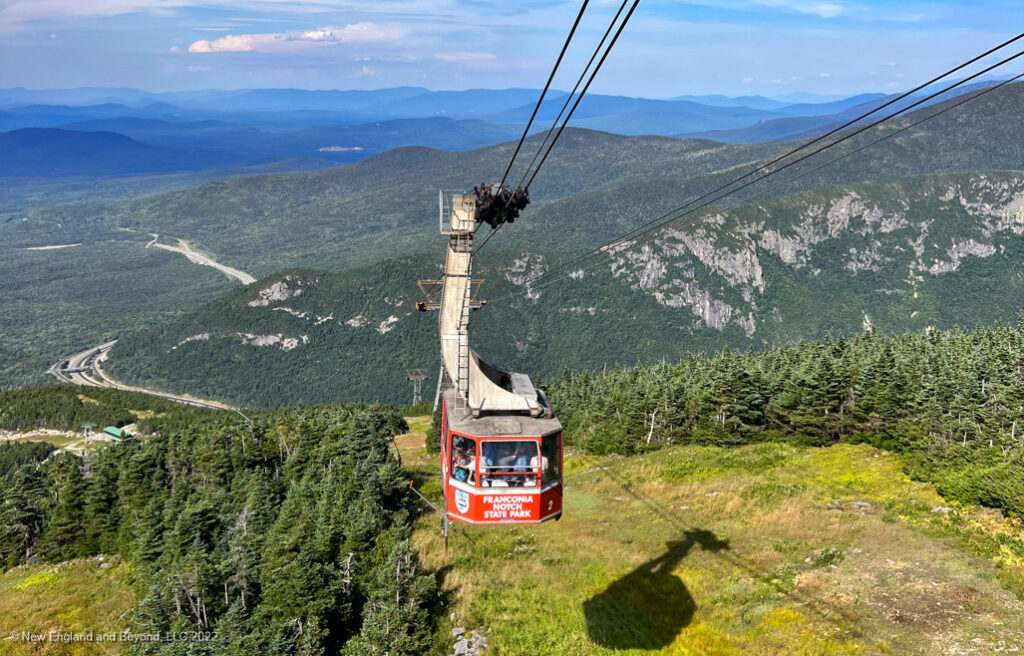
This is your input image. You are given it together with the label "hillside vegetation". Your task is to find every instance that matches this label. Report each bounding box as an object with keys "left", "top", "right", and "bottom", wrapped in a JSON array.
[
  {"left": 0, "top": 385, "right": 221, "bottom": 433},
  {"left": 0, "top": 240, "right": 237, "bottom": 390},
  {"left": 105, "top": 169, "right": 1024, "bottom": 406},
  {"left": 0, "top": 392, "right": 438, "bottom": 654},
  {"left": 547, "top": 319, "right": 1024, "bottom": 520}
]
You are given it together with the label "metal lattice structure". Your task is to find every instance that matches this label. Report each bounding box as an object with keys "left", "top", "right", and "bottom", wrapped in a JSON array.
[{"left": 405, "top": 368, "right": 428, "bottom": 405}]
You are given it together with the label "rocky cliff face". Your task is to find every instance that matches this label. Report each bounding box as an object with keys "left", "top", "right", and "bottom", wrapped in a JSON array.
[{"left": 525, "top": 172, "right": 1024, "bottom": 340}]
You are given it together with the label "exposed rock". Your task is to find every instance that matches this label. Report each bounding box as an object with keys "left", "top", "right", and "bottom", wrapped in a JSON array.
[
  {"left": 171, "top": 333, "right": 210, "bottom": 350},
  {"left": 236, "top": 333, "right": 306, "bottom": 351},
  {"left": 248, "top": 280, "right": 302, "bottom": 307},
  {"left": 272, "top": 306, "right": 310, "bottom": 319},
  {"left": 503, "top": 254, "right": 548, "bottom": 302},
  {"left": 927, "top": 239, "right": 997, "bottom": 275},
  {"left": 377, "top": 316, "right": 399, "bottom": 334},
  {"left": 652, "top": 280, "right": 733, "bottom": 330}
]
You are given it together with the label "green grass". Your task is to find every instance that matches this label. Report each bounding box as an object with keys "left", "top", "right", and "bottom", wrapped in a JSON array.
[
  {"left": 411, "top": 443, "right": 1024, "bottom": 655},
  {"left": 0, "top": 557, "right": 134, "bottom": 656}
]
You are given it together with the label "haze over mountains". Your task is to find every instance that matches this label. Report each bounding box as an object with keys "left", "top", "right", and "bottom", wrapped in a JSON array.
[
  {"left": 3, "top": 79, "right": 1023, "bottom": 402},
  {"left": 0, "top": 81, "right": 1007, "bottom": 180}
]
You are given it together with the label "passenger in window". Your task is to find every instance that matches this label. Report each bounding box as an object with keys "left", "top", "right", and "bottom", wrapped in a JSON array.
[
  {"left": 481, "top": 442, "right": 499, "bottom": 486},
  {"left": 513, "top": 443, "right": 531, "bottom": 472},
  {"left": 527, "top": 451, "right": 549, "bottom": 486},
  {"left": 496, "top": 443, "right": 517, "bottom": 471},
  {"left": 453, "top": 441, "right": 476, "bottom": 484}
]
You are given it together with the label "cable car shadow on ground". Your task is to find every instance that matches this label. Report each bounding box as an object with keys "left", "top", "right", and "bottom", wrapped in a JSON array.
[{"left": 582, "top": 528, "right": 729, "bottom": 650}]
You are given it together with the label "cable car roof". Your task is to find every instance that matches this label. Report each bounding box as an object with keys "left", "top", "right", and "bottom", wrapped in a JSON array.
[{"left": 442, "top": 389, "right": 561, "bottom": 437}]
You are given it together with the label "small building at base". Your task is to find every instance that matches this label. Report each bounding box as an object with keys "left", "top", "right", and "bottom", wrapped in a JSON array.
[{"left": 102, "top": 426, "right": 134, "bottom": 443}]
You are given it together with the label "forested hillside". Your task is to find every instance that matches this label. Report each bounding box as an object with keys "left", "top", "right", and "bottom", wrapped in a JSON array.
[
  {"left": 0, "top": 385, "right": 220, "bottom": 433},
  {"left": 106, "top": 168, "right": 1024, "bottom": 406},
  {"left": 0, "top": 392, "right": 437, "bottom": 654},
  {"left": 5, "top": 83, "right": 1024, "bottom": 395}
]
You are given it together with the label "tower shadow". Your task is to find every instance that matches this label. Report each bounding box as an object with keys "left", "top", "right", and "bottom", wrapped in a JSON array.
[{"left": 583, "top": 528, "right": 729, "bottom": 650}]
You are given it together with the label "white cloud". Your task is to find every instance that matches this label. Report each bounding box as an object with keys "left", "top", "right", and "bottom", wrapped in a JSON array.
[
  {"left": 742, "top": 76, "right": 754, "bottom": 83},
  {"left": 353, "top": 65, "right": 374, "bottom": 78},
  {"left": 807, "top": 3, "right": 842, "bottom": 18},
  {"left": 754, "top": 0, "right": 843, "bottom": 18},
  {"left": 433, "top": 51, "right": 497, "bottom": 64},
  {"left": 188, "top": 22, "right": 405, "bottom": 53},
  {"left": 187, "top": 64, "right": 210, "bottom": 72},
  {"left": 819, "top": 72, "right": 831, "bottom": 77},
  {"left": 168, "top": 45, "right": 179, "bottom": 53}
]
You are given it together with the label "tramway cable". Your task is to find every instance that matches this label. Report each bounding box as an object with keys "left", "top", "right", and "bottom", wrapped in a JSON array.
[
  {"left": 516, "top": 0, "right": 633, "bottom": 189},
  {"left": 476, "top": 0, "right": 641, "bottom": 255},
  {"left": 511, "top": 70, "right": 1024, "bottom": 303},
  {"left": 522, "top": 0, "right": 641, "bottom": 191},
  {"left": 486, "top": 45, "right": 1024, "bottom": 301},
  {"left": 499, "top": 0, "right": 590, "bottom": 188}
]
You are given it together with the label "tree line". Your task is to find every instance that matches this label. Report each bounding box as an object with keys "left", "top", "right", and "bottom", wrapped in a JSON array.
[{"left": 547, "top": 320, "right": 1024, "bottom": 517}]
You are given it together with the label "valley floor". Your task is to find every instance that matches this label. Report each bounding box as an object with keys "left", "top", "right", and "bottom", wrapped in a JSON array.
[{"left": 402, "top": 421, "right": 1024, "bottom": 656}]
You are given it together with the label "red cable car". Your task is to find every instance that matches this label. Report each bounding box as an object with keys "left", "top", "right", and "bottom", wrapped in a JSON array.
[
  {"left": 419, "top": 189, "right": 563, "bottom": 526},
  {"left": 440, "top": 389, "right": 563, "bottom": 524}
]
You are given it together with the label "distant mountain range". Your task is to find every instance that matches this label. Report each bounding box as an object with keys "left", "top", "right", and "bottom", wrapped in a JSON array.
[
  {"left": 0, "top": 83, "right": 1004, "bottom": 177},
  {"left": 4, "top": 81, "right": 1023, "bottom": 398},
  {"left": 0, "top": 128, "right": 258, "bottom": 177}
]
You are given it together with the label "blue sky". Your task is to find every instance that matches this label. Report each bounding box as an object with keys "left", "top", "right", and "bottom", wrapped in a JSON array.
[{"left": 0, "top": 0, "right": 1018, "bottom": 97}]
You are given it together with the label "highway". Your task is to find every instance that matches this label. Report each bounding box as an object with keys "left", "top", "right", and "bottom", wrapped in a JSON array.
[
  {"left": 44, "top": 235, "right": 251, "bottom": 411},
  {"left": 48, "top": 341, "right": 230, "bottom": 410}
]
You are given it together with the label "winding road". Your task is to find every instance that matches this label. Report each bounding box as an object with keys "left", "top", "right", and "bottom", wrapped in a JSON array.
[
  {"left": 47, "top": 236, "right": 255, "bottom": 410},
  {"left": 48, "top": 341, "right": 231, "bottom": 410}
]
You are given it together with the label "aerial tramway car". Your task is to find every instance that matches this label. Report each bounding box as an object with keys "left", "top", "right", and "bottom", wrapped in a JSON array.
[{"left": 417, "top": 185, "right": 563, "bottom": 525}]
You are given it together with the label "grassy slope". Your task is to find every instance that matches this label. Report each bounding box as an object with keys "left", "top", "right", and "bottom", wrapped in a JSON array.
[
  {"left": 400, "top": 426, "right": 1024, "bottom": 655},
  {"left": 0, "top": 557, "right": 134, "bottom": 656}
]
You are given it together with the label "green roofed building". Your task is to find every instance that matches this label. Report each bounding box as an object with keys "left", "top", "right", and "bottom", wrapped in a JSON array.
[{"left": 102, "top": 426, "right": 133, "bottom": 442}]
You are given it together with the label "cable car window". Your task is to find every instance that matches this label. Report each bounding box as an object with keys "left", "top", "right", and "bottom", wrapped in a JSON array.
[
  {"left": 451, "top": 435, "right": 477, "bottom": 484},
  {"left": 541, "top": 433, "right": 561, "bottom": 487},
  {"left": 480, "top": 440, "right": 538, "bottom": 488}
]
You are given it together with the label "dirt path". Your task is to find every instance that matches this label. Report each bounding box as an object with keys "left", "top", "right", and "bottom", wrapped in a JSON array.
[{"left": 148, "top": 236, "right": 256, "bottom": 285}]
